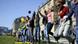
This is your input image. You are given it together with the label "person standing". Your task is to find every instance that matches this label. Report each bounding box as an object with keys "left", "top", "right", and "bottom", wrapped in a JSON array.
[
  {"left": 65, "top": 0, "right": 78, "bottom": 44},
  {"left": 39, "top": 8, "right": 54, "bottom": 43},
  {"left": 34, "top": 13, "right": 40, "bottom": 42},
  {"left": 53, "top": 0, "right": 72, "bottom": 42}
]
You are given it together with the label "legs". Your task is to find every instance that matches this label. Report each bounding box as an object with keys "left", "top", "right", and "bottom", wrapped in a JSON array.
[
  {"left": 58, "top": 20, "right": 70, "bottom": 37},
  {"left": 63, "top": 24, "right": 70, "bottom": 37},
  {"left": 35, "top": 26, "right": 40, "bottom": 41},
  {"left": 47, "top": 23, "right": 53, "bottom": 35},
  {"left": 20, "top": 29, "right": 26, "bottom": 42},
  {"left": 47, "top": 23, "right": 53, "bottom": 43},
  {"left": 44, "top": 26, "right": 48, "bottom": 39},
  {"left": 63, "top": 20, "right": 70, "bottom": 37},
  {"left": 75, "top": 27, "right": 78, "bottom": 44},
  {"left": 58, "top": 24, "right": 64, "bottom": 36}
]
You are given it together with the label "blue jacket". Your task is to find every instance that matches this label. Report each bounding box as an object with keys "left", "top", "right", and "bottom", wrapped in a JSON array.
[{"left": 66, "top": 2, "right": 78, "bottom": 26}]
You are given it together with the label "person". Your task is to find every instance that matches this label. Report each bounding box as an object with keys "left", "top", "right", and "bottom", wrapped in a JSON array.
[
  {"left": 42, "top": 12, "right": 48, "bottom": 41},
  {"left": 53, "top": 0, "right": 71, "bottom": 41},
  {"left": 65, "top": 0, "right": 78, "bottom": 44},
  {"left": 40, "top": 10, "right": 48, "bottom": 41},
  {"left": 20, "top": 24, "right": 26, "bottom": 42},
  {"left": 46, "top": 8, "right": 54, "bottom": 36},
  {"left": 38, "top": 10, "right": 48, "bottom": 40},
  {"left": 25, "top": 16, "right": 32, "bottom": 42},
  {"left": 34, "top": 13, "right": 40, "bottom": 42},
  {"left": 39, "top": 8, "right": 54, "bottom": 43},
  {"left": 29, "top": 11, "right": 35, "bottom": 42},
  {"left": 18, "top": 17, "right": 27, "bottom": 42},
  {"left": 35, "top": 13, "right": 40, "bottom": 40}
]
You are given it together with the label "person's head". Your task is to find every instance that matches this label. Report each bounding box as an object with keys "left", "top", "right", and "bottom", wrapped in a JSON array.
[
  {"left": 47, "top": 7, "right": 52, "bottom": 14},
  {"left": 25, "top": 16, "right": 30, "bottom": 23},
  {"left": 71, "top": 0, "right": 78, "bottom": 4},
  {"left": 26, "top": 16, "right": 30, "bottom": 20},
  {"left": 55, "top": 0, "right": 65, "bottom": 8},
  {"left": 44, "top": 10, "right": 47, "bottom": 15},
  {"left": 20, "top": 16, "right": 26, "bottom": 23}
]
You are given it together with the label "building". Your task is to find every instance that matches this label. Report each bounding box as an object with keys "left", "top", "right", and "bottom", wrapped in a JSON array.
[{"left": 0, "top": 26, "right": 9, "bottom": 35}]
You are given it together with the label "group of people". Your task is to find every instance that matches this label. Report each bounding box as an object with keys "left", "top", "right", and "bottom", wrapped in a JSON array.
[
  {"left": 16, "top": 11, "right": 41, "bottom": 43},
  {"left": 39, "top": 0, "right": 71, "bottom": 43},
  {"left": 39, "top": 0, "right": 78, "bottom": 44},
  {"left": 16, "top": 0, "right": 78, "bottom": 44}
]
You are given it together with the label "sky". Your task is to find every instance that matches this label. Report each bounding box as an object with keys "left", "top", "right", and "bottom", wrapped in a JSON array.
[{"left": 0, "top": 0, "right": 47, "bottom": 29}]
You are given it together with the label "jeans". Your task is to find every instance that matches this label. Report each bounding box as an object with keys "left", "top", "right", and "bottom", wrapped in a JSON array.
[
  {"left": 44, "top": 25, "right": 48, "bottom": 39},
  {"left": 35, "top": 26, "right": 40, "bottom": 40},
  {"left": 58, "top": 20, "right": 70, "bottom": 37},
  {"left": 75, "top": 26, "right": 78, "bottom": 44},
  {"left": 47, "top": 22, "right": 53, "bottom": 35},
  {"left": 20, "top": 29, "right": 26, "bottom": 42},
  {"left": 26, "top": 27, "right": 32, "bottom": 42},
  {"left": 54, "top": 20, "right": 70, "bottom": 37}
]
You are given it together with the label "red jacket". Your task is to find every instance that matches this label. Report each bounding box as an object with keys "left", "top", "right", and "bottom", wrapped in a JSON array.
[{"left": 58, "top": 6, "right": 69, "bottom": 18}]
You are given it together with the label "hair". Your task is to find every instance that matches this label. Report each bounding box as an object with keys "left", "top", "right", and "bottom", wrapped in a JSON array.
[
  {"left": 32, "top": 11, "right": 36, "bottom": 19},
  {"left": 59, "top": 0, "right": 65, "bottom": 5},
  {"left": 26, "top": 16, "right": 30, "bottom": 20},
  {"left": 44, "top": 10, "right": 47, "bottom": 15},
  {"left": 55, "top": 0, "right": 65, "bottom": 5}
]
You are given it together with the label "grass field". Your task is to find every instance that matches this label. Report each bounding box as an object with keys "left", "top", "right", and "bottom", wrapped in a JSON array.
[
  {"left": 0, "top": 36, "right": 57, "bottom": 44},
  {"left": 0, "top": 36, "right": 16, "bottom": 44}
]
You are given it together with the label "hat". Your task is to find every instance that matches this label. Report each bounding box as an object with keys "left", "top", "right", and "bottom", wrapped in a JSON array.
[{"left": 21, "top": 17, "right": 25, "bottom": 23}]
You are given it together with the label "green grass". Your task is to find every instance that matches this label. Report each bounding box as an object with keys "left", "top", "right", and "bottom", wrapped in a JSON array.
[
  {"left": 0, "top": 36, "right": 57, "bottom": 44},
  {"left": 0, "top": 36, "right": 16, "bottom": 44}
]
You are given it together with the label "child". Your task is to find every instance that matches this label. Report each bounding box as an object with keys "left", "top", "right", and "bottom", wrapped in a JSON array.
[
  {"left": 39, "top": 9, "right": 54, "bottom": 43},
  {"left": 54, "top": 0, "right": 71, "bottom": 41},
  {"left": 18, "top": 17, "right": 27, "bottom": 42},
  {"left": 42, "top": 12, "right": 48, "bottom": 41},
  {"left": 34, "top": 14, "right": 40, "bottom": 42},
  {"left": 65, "top": 0, "right": 78, "bottom": 44}
]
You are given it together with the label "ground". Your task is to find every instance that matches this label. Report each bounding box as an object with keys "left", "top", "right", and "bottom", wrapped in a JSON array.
[
  {"left": 0, "top": 36, "right": 16, "bottom": 44},
  {"left": 0, "top": 35, "right": 70, "bottom": 44}
]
